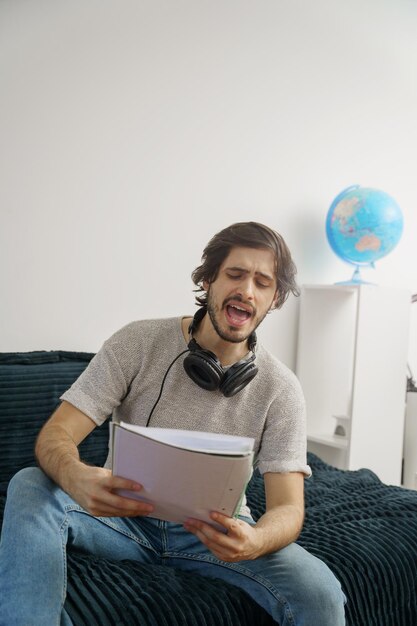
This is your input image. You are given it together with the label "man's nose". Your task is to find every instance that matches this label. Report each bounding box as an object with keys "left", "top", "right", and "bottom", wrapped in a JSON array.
[{"left": 238, "top": 277, "right": 255, "bottom": 300}]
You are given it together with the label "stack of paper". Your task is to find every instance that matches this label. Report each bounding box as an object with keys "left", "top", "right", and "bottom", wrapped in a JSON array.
[{"left": 112, "top": 422, "right": 254, "bottom": 528}]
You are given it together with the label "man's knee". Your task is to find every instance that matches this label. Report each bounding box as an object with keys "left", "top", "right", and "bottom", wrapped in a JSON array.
[
  {"left": 274, "top": 544, "right": 345, "bottom": 622},
  {"left": 297, "top": 554, "right": 346, "bottom": 622},
  {"left": 8, "top": 467, "right": 49, "bottom": 491},
  {"left": 7, "top": 466, "right": 50, "bottom": 496}
]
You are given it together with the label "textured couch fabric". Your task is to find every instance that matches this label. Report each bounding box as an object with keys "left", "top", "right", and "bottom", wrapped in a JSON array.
[
  {"left": 1, "top": 351, "right": 417, "bottom": 625},
  {"left": 0, "top": 351, "right": 274, "bottom": 626}
]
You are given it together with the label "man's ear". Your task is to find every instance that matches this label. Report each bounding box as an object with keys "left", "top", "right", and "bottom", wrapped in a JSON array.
[{"left": 202, "top": 280, "right": 210, "bottom": 292}]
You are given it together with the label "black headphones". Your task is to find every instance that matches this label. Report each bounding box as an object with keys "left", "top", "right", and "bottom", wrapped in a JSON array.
[{"left": 182, "top": 307, "right": 258, "bottom": 397}]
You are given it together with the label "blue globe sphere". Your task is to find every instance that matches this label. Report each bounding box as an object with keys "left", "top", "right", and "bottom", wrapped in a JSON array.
[{"left": 326, "top": 185, "right": 403, "bottom": 281}]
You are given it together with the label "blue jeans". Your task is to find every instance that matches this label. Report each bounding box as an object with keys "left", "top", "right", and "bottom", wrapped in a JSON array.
[{"left": 0, "top": 468, "right": 346, "bottom": 626}]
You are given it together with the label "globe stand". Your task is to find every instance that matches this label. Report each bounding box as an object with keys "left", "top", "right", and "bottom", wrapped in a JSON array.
[
  {"left": 335, "top": 263, "right": 376, "bottom": 286},
  {"left": 351, "top": 266, "right": 363, "bottom": 283}
]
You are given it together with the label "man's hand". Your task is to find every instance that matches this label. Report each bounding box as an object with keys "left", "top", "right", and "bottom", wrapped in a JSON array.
[
  {"left": 66, "top": 464, "right": 154, "bottom": 518},
  {"left": 184, "top": 472, "right": 305, "bottom": 561},
  {"left": 184, "top": 512, "right": 262, "bottom": 562}
]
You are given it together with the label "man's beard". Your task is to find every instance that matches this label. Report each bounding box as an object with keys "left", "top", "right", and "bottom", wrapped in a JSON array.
[{"left": 206, "top": 291, "right": 268, "bottom": 344}]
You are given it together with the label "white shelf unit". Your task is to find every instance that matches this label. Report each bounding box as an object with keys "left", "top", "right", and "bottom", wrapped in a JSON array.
[
  {"left": 296, "top": 284, "right": 410, "bottom": 486},
  {"left": 403, "top": 391, "right": 417, "bottom": 489}
]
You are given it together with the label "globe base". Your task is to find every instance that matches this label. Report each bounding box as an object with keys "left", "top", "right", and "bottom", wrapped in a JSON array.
[{"left": 335, "top": 265, "right": 376, "bottom": 286}]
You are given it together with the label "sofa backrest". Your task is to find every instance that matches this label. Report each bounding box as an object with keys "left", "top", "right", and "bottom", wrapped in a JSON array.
[{"left": 0, "top": 351, "right": 109, "bottom": 497}]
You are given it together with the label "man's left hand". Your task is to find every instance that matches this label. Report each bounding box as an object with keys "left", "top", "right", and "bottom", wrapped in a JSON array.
[{"left": 183, "top": 512, "right": 262, "bottom": 562}]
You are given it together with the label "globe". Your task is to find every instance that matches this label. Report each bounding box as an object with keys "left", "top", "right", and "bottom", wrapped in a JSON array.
[{"left": 326, "top": 185, "right": 404, "bottom": 283}]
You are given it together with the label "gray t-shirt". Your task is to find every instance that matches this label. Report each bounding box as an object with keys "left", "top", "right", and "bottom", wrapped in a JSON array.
[{"left": 61, "top": 316, "right": 311, "bottom": 516}]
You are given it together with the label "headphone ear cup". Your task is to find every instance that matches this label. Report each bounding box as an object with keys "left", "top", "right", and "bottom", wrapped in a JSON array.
[
  {"left": 183, "top": 332, "right": 258, "bottom": 396},
  {"left": 183, "top": 350, "right": 224, "bottom": 391},
  {"left": 219, "top": 358, "right": 258, "bottom": 397}
]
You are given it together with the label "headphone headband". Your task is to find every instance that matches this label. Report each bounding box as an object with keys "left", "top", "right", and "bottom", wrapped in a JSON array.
[{"left": 188, "top": 306, "right": 207, "bottom": 335}]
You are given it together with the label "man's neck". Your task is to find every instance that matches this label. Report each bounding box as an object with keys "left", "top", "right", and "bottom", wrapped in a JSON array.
[{"left": 181, "top": 316, "right": 250, "bottom": 366}]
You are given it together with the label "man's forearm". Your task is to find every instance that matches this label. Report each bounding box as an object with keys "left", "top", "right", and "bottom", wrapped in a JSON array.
[
  {"left": 253, "top": 503, "right": 304, "bottom": 556},
  {"left": 34, "top": 402, "right": 154, "bottom": 518},
  {"left": 34, "top": 401, "right": 99, "bottom": 496},
  {"left": 35, "top": 422, "right": 85, "bottom": 493}
]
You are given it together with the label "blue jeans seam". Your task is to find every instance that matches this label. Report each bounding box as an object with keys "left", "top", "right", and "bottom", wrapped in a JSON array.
[
  {"left": 165, "top": 550, "right": 294, "bottom": 619},
  {"left": 64, "top": 505, "right": 156, "bottom": 553},
  {"left": 160, "top": 520, "right": 169, "bottom": 552},
  {"left": 59, "top": 517, "right": 69, "bottom": 626},
  {"left": 96, "top": 518, "right": 155, "bottom": 551}
]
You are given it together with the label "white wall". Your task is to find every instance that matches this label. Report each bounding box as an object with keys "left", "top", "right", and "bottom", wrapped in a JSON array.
[{"left": 1, "top": 0, "right": 416, "bottom": 376}]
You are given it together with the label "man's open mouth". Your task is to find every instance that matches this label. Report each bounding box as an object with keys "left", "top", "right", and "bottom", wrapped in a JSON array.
[{"left": 225, "top": 303, "right": 252, "bottom": 326}]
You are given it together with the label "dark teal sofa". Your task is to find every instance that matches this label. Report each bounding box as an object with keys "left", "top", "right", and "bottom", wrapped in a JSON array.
[{"left": 1, "top": 351, "right": 417, "bottom": 625}]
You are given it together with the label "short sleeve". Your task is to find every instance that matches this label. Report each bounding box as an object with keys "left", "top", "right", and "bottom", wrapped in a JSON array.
[{"left": 60, "top": 340, "right": 129, "bottom": 425}]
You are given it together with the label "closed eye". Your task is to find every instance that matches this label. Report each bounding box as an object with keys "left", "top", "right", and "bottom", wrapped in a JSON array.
[{"left": 227, "top": 273, "right": 270, "bottom": 288}]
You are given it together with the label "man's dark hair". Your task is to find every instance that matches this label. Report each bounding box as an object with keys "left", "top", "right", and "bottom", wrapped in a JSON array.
[{"left": 191, "top": 221, "right": 299, "bottom": 310}]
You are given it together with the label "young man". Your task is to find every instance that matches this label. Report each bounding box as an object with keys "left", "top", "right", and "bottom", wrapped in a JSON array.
[{"left": 0, "top": 222, "right": 345, "bottom": 625}]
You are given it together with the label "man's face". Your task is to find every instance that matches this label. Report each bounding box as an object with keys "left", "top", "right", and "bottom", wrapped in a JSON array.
[{"left": 204, "top": 246, "right": 278, "bottom": 345}]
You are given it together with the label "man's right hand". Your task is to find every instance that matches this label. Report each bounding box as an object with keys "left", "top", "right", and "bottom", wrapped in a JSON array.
[
  {"left": 35, "top": 401, "right": 154, "bottom": 518},
  {"left": 66, "top": 464, "right": 155, "bottom": 518}
]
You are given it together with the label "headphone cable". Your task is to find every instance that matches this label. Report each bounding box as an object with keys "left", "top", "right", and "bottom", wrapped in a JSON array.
[{"left": 145, "top": 349, "right": 189, "bottom": 427}]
